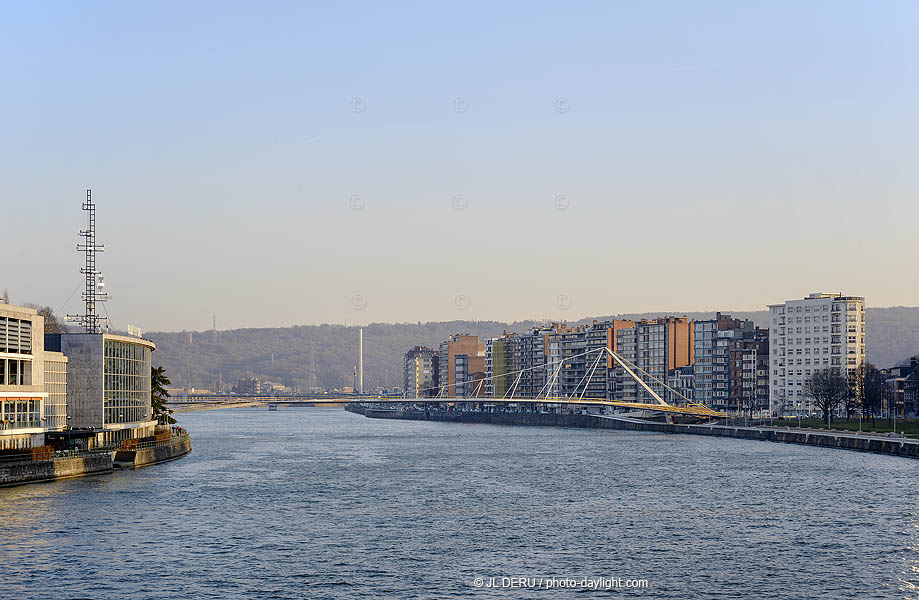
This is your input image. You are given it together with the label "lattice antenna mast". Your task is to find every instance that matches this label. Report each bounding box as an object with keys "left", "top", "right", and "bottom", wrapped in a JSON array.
[{"left": 67, "top": 189, "right": 110, "bottom": 333}]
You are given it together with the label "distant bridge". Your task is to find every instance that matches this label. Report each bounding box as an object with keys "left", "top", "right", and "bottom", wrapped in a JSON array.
[
  {"left": 173, "top": 396, "right": 725, "bottom": 419},
  {"left": 174, "top": 347, "right": 729, "bottom": 420},
  {"left": 296, "top": 397, "right": 725, "bottom": 419}
]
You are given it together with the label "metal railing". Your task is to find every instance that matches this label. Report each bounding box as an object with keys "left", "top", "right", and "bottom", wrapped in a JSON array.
[
  {"left": 0, "top": 431, "right": 191, "bottom": 465},
  {"left": 117, "top": 431, "right": 189, "bottom": 451},
  {"left": 0, "top": 420, "right": 44, "bottom": 430},
  {"left": 127, "top": 433, "right": 189, "bottom": 451},
  {"left": 0, "top": 446, "right": 115, "bottom": 465}
]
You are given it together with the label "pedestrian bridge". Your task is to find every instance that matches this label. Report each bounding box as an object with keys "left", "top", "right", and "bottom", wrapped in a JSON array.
[
  {"left": 298, "top": 397, "right": 727, "bottom": 418},
  {"left": 177, "top": 346, "right": 730, "bottom": 420}
]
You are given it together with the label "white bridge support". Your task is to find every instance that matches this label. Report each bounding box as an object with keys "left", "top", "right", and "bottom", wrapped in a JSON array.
[
  {"left": 603, "top": 348, "right": 668, "bottom": 406},
  {"left": 411, "top": 345, "right": 700, "bottom": 412}
]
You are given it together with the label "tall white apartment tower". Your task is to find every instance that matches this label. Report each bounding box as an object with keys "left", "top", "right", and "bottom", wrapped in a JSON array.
[{"left": 768, "top": 293, "right": 866, "bottom": 416}]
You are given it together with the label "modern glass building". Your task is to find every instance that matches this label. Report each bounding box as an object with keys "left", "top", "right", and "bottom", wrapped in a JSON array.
[
  {"left": 43, "top": 351, "right": 68, "bottom": 430},
  {"left": 103, "top": 337, "right": 152, "bottom": 425},
  {"left": 47, "top": 332, "right": 156, "bottom": 446}
]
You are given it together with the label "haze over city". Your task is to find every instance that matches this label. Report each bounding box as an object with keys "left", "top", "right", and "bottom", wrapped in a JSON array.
[{"left": 3, "top": 1, "right": 918, "bottom": 332}]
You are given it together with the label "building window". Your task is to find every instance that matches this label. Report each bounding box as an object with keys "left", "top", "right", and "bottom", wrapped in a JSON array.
[
  {"left": 0, "top": 398, "right": 41, "bottom": 428},
  {"left": 103, "top": 340, "right": 152, "bottom": 425},
  {"left": 0, "top": 358, "right": 32, "bottom": 385}
]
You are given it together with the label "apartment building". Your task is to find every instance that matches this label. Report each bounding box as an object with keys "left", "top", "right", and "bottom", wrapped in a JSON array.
[
  {"left": 436, "top": 334, "right": 484, "bottom": 397},
  {"left": 667, "top": 366, "right": 695, "bottom": 404},
  {"left": 881, "top": 357, "right": 918, "bottom": 418},
  {"left": 729, "top": 329, "right": 769, "bottom": 415},
  {"left": 693, "top": 313, "right": 769, "bottom": 413},
  {"left": 768, "top": 293, "right": 866, "bottom": 416},
  {"left": 557, "top": 324, "right": 588, "bottom": 398},
  {"left": 614, "top": 317, "right": 693, "bottom": 403},
  {"left": 484, "top": 321, "right": 637, "bottom": 400},
  {"left": 403, "top": 346, "right": 436, "bottom": 399},
  {"left": 234, "top": 377, "right": 261, "bottom": 395},
  {"left": 485, "top": 335, "right": 512, "bottom": 398},
  {"left": 559, "top": 320, "right": 636, "bottom": 399}
]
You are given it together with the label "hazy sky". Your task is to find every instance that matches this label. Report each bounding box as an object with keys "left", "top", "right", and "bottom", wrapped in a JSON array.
[{"left": 2, "top": 1, "right": 917, "bottom": 332}]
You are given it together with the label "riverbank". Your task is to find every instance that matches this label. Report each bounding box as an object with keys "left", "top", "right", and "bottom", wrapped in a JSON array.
[
  {"left": 0, "top": 432, "right": 192, "bottom": 487},
  {"left": 113, "top": 433, "right": 192, "bottom": 469},
  {"left": 173, "top": 401, "right": 263, "bottom": 413},
  {"left": 347, "top": 405, "right": 919, "bottom": 460},
  {"left": 0, "top": 451, "right": 113, "bottom": 487}
]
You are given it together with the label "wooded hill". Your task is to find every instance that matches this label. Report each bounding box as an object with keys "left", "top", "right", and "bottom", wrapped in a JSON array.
[{"left": 146, "top": 307, "right": 919, "bottom": 392}]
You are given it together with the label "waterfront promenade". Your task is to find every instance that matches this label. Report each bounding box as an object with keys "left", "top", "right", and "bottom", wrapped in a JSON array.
[
  {"left": 348, "top": 404, "right": 919, "bottom": 460},
  {"left": 0, "top": 430, "right": 191, "bottom": 487}
]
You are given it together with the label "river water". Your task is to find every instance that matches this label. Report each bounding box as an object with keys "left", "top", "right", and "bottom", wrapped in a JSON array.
[{"left": 1, "top": 407, "right": 918, "bottom": 599}]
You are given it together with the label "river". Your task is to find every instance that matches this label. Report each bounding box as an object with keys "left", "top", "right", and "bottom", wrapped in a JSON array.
[{"left": 1, "top": 407, "right": 917, "bottom": 599}]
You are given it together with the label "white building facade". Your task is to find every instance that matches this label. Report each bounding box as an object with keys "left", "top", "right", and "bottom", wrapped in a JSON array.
[
  {"left": 768, "top": 293, "right": 866, "bottom": 416},
  {"left": 0, "top": 303, "right": 69, "bottom": 449}
]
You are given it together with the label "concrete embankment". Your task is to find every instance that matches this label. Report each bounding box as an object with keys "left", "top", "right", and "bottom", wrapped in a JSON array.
[
  {"left": 114, "top": 435, "right": 192, "bottom": 469},
  {"left": 0, "top": 453, "right": 113, "bottom": 487},
  {"left": 1, "top": 434, "right": 193, "bottom": 487},
  {"left": 346, "top": 405, "right": 919, "bottom": 460},
  {"left": 173, "top": 401, "right": 262, "bottom": 413}
]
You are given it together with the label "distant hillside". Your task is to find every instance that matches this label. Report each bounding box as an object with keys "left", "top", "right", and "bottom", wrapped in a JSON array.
[
  {"left": 147, "top": 321, "right": 527, "bottom": 392},
  {"left": 147, "top": 307, "right": 919, "bottom": 391}
]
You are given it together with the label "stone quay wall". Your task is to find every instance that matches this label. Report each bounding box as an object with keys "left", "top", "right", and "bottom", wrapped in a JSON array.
[{"left": 346, "top": 405, "right": 919, "bottom": 460}]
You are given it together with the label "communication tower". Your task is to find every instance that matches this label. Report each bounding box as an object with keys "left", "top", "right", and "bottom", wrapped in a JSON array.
[{"left": 67, "top": 190, "right": 110, "bottom": 332}]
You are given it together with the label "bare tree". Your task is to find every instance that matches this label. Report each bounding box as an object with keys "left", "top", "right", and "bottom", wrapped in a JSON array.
[
  {"left": 1, "top": 290, "right": 8, "bottom": 304},
  {"left": 844, "top": 383, "right": 860, "bottom": 419},
  {"left": 23, "top": 304, "right": 64, "bottom": 333},
  {"left": 806, "top": 368, "right": 849, "bottom": 426},
  {"left": 855, "top": 363, "right": 884, "bottom": 422}
]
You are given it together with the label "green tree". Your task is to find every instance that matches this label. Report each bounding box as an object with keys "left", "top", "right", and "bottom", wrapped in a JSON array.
[
  {"left": 152, "top": 365, "right": 176, "bottom": 425},
  {"left": 806, "top": 368, "right": 849, "bottom": 426}
]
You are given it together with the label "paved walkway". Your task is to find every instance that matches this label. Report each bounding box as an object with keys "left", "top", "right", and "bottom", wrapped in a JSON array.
[{"left": 597, "top": 414, "right": 918, "bottom": 445}]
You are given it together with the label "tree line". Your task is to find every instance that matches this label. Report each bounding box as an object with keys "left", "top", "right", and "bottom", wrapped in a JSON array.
[{"left": 805, "top": 364, "right": 886, "bottom": 425}]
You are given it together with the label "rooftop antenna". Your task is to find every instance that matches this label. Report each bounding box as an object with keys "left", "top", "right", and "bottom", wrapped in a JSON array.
[{"left": 67, "top": 189, "right": 110, "bottom": 333}]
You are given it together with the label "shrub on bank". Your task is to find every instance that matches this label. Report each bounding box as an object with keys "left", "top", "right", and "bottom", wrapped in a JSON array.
[
  {"left": 118, "top": 431, "right": 174, "bottom": 451},
  {"left": 0, "top": 445, "right": 54, "bottom": 461}
]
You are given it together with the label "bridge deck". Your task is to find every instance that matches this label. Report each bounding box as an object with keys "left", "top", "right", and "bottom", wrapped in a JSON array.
[{"left": 195, "top": 396, "right": 728, "bottom": 418}]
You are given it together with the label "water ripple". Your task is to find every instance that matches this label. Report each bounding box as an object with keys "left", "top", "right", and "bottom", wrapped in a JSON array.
[{"left": 1, "top": 407, "right": 918, "bottom": 599}]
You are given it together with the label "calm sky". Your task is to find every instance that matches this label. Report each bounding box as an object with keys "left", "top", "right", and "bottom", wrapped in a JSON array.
[{"left": 2, "top": 1, "right": 917, "bottom": 332}]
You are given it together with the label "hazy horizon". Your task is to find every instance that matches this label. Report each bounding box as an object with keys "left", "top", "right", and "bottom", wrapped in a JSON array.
[
  {"left": 4, "top": 2, "right": 918, "bottom": 332},
  {"left": 143, "top": 304, "right": 919, "bottom": 334}
]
